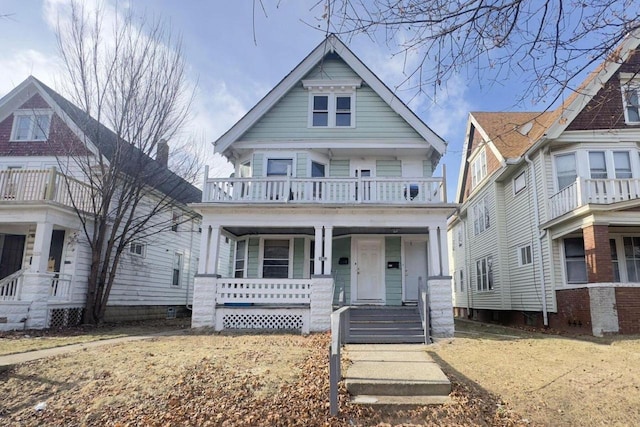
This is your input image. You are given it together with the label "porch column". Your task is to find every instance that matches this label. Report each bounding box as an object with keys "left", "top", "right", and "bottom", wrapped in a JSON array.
[
  {"left": 583, "top": 224, "right": 613, "bottom": 283},
  {"left": 197, "top": 223, "right": 211, "bottom": 274},
  {"left": 437, "top": 225, "right": 449, "bottom": 275},
  {"left": 323, "top": 226, "right": 333, "bottom": 275},
  {"left": 31, "top": 221, "right": 54, "bottom": 273},
  {"left": 314, "top": 226, "right": 323, "bottom": 275},
  {"left": 206, "top": 225, "right": 222, "bottom": 275},
  {"left": 23, "top": 221, "right": 54, "bottom": 329},
  {"left": 428, "top": 227, "right": 441, "bottom": 276}
]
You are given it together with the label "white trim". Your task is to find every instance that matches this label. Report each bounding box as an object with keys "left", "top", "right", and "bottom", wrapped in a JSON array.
[
  {"left": 513, "top": 171, "right": 527, "bottom": 195},
  {"left": 302, "top": 78, "right": 362, "bottom": 90},
  {"left": 129, "top": 241, "right": 146, "bottom": 258},
  {"left": 619, "top": 74, "right": 640, "bottom": 125},
  {"left": 350, "top": 235, "right": 385, "bottom": 304},
  {"left": 262, "top": 152, "right": 297, "bottom": 177},
  {"left": 307, "top": 91, "right": 357, "bottom": 128},
  {"left": 401, "top": 236, "right": 428, "bottom": 303},
  {"left": 349, "top": 159, "right": 376, "bottom": 177},
  {"left": 10, "top": 109, "right": 53, "bottom": 142},
  {"left": 172, "top": 251, "right": 184, "bottom": 287},
  {"left": 258, "top": 236, "right": 294, "bottom": 279},
  {"left": 233, "top": 238, "right": 248, "bottom": 278},
  {"left": 517, "top": 243, "right": 533, "bottom": 267}
]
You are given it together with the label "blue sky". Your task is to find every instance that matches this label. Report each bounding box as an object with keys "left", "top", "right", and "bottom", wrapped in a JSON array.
[{"left": 0, "top": 0, "right": 554, "bottom": 202}]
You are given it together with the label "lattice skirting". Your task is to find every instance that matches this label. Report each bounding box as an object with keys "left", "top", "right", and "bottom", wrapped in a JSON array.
[
  {"left": 48, "top": 307, "right": 84, "bottom": 329},
  {"left": 216, "top": 307, "right": 310, "bottom": 333}
]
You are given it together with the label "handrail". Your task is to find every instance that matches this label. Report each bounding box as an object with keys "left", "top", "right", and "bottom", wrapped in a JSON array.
[
  {"left": 329, "top": 306, "right": 350, "bottom": 416},
  {"left": 418, "top": 276, "right": 430, "bottom": 344},
  {"left": 0, "top": 268, "right": 26, "bottom": 301}
]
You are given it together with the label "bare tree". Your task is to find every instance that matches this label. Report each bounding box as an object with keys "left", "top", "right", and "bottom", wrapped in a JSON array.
[
  {"left": 52, "top": 1, "right": 200, "bottom": 324},
  {"left": 318, "top": 0, "right": 640, "bottom": 105}
]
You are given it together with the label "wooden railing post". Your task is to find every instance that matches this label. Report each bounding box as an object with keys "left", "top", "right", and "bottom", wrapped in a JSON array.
[{"left": 45, "top": 167, "right": 57, "bottom": 200}]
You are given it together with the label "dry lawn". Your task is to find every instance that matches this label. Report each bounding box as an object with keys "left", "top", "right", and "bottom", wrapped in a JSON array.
[{"left": 0, "top": 321, "right": 638, "bottom": 426}]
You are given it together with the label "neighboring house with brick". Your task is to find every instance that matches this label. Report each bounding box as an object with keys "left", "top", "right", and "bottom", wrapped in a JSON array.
[
  {"left": 448, "top": 32, "right": 640, "bottom": 336},
  {"left": 0, "top": 76, "right": 205, "bottom": 330},
  {"left": 191, "top": 35, "right": 456, "bottom": 339}
]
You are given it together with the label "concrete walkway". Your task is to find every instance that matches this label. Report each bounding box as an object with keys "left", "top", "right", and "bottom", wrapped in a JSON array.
[
  {"left": 0, "top": 330, "right": 185, "bottom": 370},
  {"left": 344, "top": 344, "right": 451, "bottom": 405}
]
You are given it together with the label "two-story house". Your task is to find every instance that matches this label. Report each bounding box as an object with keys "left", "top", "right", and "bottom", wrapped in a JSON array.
[
  {"left": 0, "top": 76, "right": 203, "bottom": 330},
  {"left": 191, "top": 35, "right": 456, "bottom": 339},
  {"left": 449, "top": 32, "right": 640, "bottom": 336}
]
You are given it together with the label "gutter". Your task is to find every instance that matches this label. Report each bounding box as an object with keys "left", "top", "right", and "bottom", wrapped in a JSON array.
[{"left": 524, "top": 153, "right": 548, "bottom": 327}]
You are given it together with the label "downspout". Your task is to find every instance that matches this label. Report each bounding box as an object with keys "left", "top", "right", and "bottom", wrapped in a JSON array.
[
  {"left": 185, "top": 217, "right": 195, "bottom": 310},
  {"left": 524, "top": 153, "right": 548, "bottom": 327}
]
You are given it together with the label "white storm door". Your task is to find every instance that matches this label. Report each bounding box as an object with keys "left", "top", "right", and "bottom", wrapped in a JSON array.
[
  {"left": 403, "top": 238, "right": 428, "bottom": 302},
  {"left": 353, "top": 237, "right": 385, "bottom": 303}
]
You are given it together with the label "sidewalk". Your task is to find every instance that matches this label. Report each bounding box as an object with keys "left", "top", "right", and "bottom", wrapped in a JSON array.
[{"left": 0, "top": 329, "right": 185, "bottom": 370}]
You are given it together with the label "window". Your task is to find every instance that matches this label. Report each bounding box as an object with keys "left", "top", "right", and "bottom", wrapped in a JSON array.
[
  {"left": 470, "top": 148, "right": 487, "bottom": 189},
  {"left": 234, "top": 240, "right": 246, "bottom": 278},
  {"left": 611, "top": 239, "right": 620, "bottom": 283},
  {"left": 267, "top": 158, "right": 293, "bottom": 176},
  {"left": 172, "top": 253, "right": 183, "bottom": 286},
  {"left": 171, "top": 210, "right": 181, "bottom": 232},
  {"left": 309, "top": 239, "right": 315, "bottom": 276},
  {"left": 555, "top": 153, "right": 577, "bottom": 190},
  {"left": 11, "top": 111, "right": 52, "bottom": 141},
  {"left": 303, "top": 79, "right": 360, "bottom": 128},
  {"left": 129, "top": 242, "right": 146, "bottom": 257},
  {"left": 476, "top": 256, "right": 493, "bottom": 291},
  {"left": 513, "top": 171, "right": 526, "bottom": 195},
  {"left": 624, "top": 236, "right": 640, "bottom": 282},
  {"left": 518, "top": 244, "right": 532, "bottom": 266},
  {"left": 621, "top": 79, "right": 640, "bottom": 123},
  {"left": 312, "top": 95, "right": 329, "bottom": 126},
  {"left": 459, "top": 269, "right": 465, "bottom": 292},
  {"left": 262, "top": 239, "right": 290, "bottom": 278},
  {"left": 473, "top": 196, "right": 490, "bottom": 235},
  {"left": 614, "top": 152, "right": 632, "bottom": 178},
  {"left": 239, "top": 161, "right": 251, "bottom": 178},
  {"left": 564, "top": 237, "right": 587, "bottom": 284},
  {"left": 457, "top": 227, "right": 463, "bottom": 247},
  {"left": 589, "top": 151, "right": 607, "bottom": 179},
  {"left": 335, "top": 96, "right": 351, "bottom": 126}
]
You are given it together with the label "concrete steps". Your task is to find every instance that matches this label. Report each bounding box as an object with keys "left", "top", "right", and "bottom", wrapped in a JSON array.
[
  {"left": 347, "top": 307, "right": 425, "bottom": 344},
  {"left": 344, "top": 344, "right": 451, "bottom": 406}
]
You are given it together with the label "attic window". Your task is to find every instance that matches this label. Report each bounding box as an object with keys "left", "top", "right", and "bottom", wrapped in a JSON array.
[
  {"left": 303, "top": 79, "right": 361, "bottom": 128},
  {"left": 470, "top": 147, "right": 487, "bottom": 189},
  {"left": 11, "top": 110, "right": 52, "bottom": 141},
  {"left": 620, "top": 74, "right": 640, "bottom": 124}
]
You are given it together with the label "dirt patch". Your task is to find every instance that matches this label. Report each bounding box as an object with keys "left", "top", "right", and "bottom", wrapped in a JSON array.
[{"left": 0, "top": 321, "right": 638, "bottom": 426}]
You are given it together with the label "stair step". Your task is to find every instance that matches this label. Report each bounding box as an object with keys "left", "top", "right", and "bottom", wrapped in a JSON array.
[
  {"left": 346, "top": 335, "right": 425, "bottom": 344},
  {"left": 346, "top": 378, "right": 451, "bottom": 396},
  {"left": 351, "top": 395, "right": 450, "bottom": 406}
]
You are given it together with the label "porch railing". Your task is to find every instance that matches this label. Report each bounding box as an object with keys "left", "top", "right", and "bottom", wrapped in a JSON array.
[
  {"left": 418, "top": 276, "right": 430, "bottom": 344},
  {"left": 216, "top": 278, "right": 311, "bottom": 304},
  {"left": 204, "top": 176, "right": 445, "bottom": 205},
  {"left": 329, "top": 306, "right": 351, "bottom": 416},
  {"left": 0, "top": 168, "right": 93, "bottom": 212},
  {"left": 0, "top": 269, "right": 25, "bottom": 301},
  {"left": 50, "top": 274, "right": 73, "bottom": 300},
  {"left": 549, "top": 177, "right": 640, "bottom": 219}
]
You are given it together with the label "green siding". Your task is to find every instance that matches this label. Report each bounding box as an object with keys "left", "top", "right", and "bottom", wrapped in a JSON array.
[
  {"left": 329, "top": 159, "right": 349, "bottom": 177},
  {"left": 293, "top": 238, "right": 305, "bottom": 279},
  {"left": 247, "top": 238, "right": 259, "bottom": 278},
  {"left": 228, "top": 240, "right": 236, "bottom": 277},
  {"left": 376, "top": 160, "right": 401, "bottom": 177},
  {"left": 296, "top": 153, "right": 307, "bottom": 177},
  {"left": 332, "top": 237, "right": 351, "bottom": 304},
  {"left": 252, "top": 153, "right": 264, "bottom": 177},
  {"left": 423, "top": 160, "right": 433, "bottom": 178},
  {"left": 240, "top": 57, "right": 424, "bottom": 141},
  {"left": 385, "top": 237, "right": 402, "bottom": 306}
]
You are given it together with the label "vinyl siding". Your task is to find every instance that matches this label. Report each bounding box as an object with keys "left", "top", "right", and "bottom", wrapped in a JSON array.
[
  {"left": 240, "top": 57, "right": 424, "bottom": 142},
  {"left": 495, "top": 181, "right": 511, "bottom": 309},
  {"left": 385, "top": 236, "right": 402, "bottom": 306},
  {"left": 247, "top": 237, "right": 260, "bottom": 278},
  {"left": 252, "top": 153, "right": 264, "bottom": 177},
  {"left": 376, "top": 160, "right": 401, "bottom": 177},
  {"left": 293, "top": 237, "right": 305, "bottom": 279},
  {"left": 329, "top": 159, "right": 349, "bottom": 177},
  {"left": 296, "top": 153, "right": 307, "bottom": 177},
  {"left": 423, "top": 160, "right": 433, "bottom": 178},
  {"left": 332, "top": 237, "right": 351, "bottom": 304}
]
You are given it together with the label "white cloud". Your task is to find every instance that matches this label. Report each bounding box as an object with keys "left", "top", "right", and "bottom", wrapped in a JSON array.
[{"left": 0, "top": 49, "right": 60, "bottom": 96}]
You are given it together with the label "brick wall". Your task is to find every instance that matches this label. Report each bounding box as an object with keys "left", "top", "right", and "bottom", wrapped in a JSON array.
[
  {"left": 583, "top": 225, "right": 613, "bottom": 283},
  {"left": 615, "top": 287, "right": 640, "bottom": 334},
  {"left": 103, "top": 305, "right": 190, "bottom": 323},
  {"left": 548, "top": 288, "right": 593, "bottom": 334}
]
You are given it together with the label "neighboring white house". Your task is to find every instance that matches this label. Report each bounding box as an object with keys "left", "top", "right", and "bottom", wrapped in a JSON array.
[
  {"left": 448, "top": 31, "right": 640, "bottom": 336},
  {"left": 191, "top": 35, "right": 456, "bottom": 337},
  {"left": 0, "top": 76, "right": 204, "bottom": 330}
]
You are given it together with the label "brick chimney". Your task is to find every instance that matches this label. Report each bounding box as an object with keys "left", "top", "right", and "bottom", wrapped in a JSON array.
[{"left": 157, "top": 139, "right": 169, "bottom": 167}]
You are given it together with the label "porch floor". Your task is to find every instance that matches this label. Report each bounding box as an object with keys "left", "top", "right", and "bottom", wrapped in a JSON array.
[{"left": 344, "top": 344, "right": 451, "bottom": 405}]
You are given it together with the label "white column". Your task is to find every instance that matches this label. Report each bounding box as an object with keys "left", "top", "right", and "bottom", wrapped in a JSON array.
[
  {"left": 314, "top": 226, "right": 323, "bottom": 275},
  {"left": 198, "top": 223, "right": 211, "bottom": 274},
  {"left": 428, "top": 226, "right": 441, "bottom": 276},
  {"left": 206, "top": 225, "right": 222, "bottom": 275},
  {"left": 323, "top": 226, "right": 333, "bottom": 275},
  {"left": 437, "top": 225, "right": 449, "bottom": 275},
  {"left": 31, "top": 221, "right": 54, "bottom": 273}
]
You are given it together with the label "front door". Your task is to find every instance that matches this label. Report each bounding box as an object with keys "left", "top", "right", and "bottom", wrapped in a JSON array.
[
  {"left": 0, "top": 234, "right": 26, "bottom": 279},
  {"left": 403, "top": 238, "right": 428, "bottom": 302},
  {"left": 353, "top": 237, "right": 385, "bottom": 303}
]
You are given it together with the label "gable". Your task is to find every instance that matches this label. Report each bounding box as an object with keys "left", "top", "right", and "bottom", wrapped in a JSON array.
[
  {"left": 566, "top": 49, "right": 640, "bottom": 131},
  {"left": 459, "top": 127, "right": 502, "bottom": 202},
  {"left": 240, "top": 54, "right": 424, "bottom": 142}
]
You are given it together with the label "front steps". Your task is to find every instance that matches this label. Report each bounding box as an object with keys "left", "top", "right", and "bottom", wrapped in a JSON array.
[
  {"left": 344, "top": 344, "right": 451, "bottom": 405},
  {"left": 347, "top": 306, "right": 425, "bottom": 344}
]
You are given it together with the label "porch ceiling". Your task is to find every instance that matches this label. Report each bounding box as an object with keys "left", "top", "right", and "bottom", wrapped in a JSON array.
[{"left": 224, "top": 226, "right": 428, "bottom": 237}]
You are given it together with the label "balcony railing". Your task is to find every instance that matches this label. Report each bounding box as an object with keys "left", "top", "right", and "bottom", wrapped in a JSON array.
[
  {"left": 0, "top": 168, "right": 93, "bottom": 212},
  {"left": 549, "top": 177, "right": 640, "bottom": 219},
  {"left": 203, "top": 176, "right": 445, "bottom": 205}
]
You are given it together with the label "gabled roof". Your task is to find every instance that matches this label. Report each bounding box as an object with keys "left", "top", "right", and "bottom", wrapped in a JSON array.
[
  {"left": 214, "top": 34, "right": 446, "bottom": 157},
  {"left": 1, "top": 76, "right": 201, "bottom": 205}
]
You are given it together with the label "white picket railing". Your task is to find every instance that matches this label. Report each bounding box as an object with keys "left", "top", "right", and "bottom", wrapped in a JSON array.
[
  {"left": 50, "top": 274, "right": 73, "bottom": 300},
  {"left": 0, "top": 269, "right": 25, "bottom": 301},
  {"left": 204, "top": 176, "right": 445, "bottom": 205},
  {"left": 216, "top": 278, "right": 311, "bottom": 305},
  {"left": 0, "top": 168, "right": 94, "bottom": 212},
  {"left": 549, "top": 177, "right": 640, "bottom": 220}
]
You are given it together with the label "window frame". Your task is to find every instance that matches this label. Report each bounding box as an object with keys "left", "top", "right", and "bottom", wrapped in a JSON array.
[
  {"left": 129, "top": 241, "right": 146, "bottom": 257},
  {"left": 518, "top": 244, "right": 533, "bottom": 267},
  {"left": 513, "top": 171, "right": 527, "bottom": 195},
  {"left": 472, "top": 195, "right": 491, "bottom": 236},
  {"left": 10, "top": 110, "right": 53, "bottom": 142},
  {"left": 554, "top": 152, "right": 578, "bottom": 191},
  {"left": 470, "top": 147, "right": 487, "bottom": 189},
  {"left": 233, "top": 239, "right": 247, "bottom": 278},
  {"left": 563, "top": 237, "right": 588, "bottom": 285},
  {"left": 620, "top": 75, "right": 640, "bottom": 124},
  {"left": 172, "top": 252, "right": 183, "bottom": 287},
  {"left": 259, "top": 237, "right": 294, "bottom": 279},
  {"left": 302, "top": 79, "right": 361, "bottom": 129},
  {"left": 475, "top": 256, "right": 494, "bottom": 292}
]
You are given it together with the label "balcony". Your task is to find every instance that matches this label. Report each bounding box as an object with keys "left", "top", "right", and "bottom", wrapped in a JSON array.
[
  {"left": 203, "top": 176, "right": 445, "bottom": 205},
  {"left": 549, "top": 177, "right": 640, "bottom": 219},
  {"left": 0, "top": 168, "right": 93, "bottom": 212}
]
